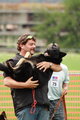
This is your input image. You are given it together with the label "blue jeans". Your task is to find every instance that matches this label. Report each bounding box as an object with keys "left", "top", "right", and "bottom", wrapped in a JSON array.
[
  {"left": 49, "top": 99, "right": 65, "bottom": 120},
  {"left": 16, "top": 106, "right": 49, "bottom": 120}
]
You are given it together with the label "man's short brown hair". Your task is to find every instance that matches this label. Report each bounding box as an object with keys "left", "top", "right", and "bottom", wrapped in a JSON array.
[{"left": 17, "top": 34, "right": 36, "bottom": 51}]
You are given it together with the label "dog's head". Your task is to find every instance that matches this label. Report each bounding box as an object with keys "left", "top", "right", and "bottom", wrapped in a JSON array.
[{"left": 44, "top": 43, "right": 66, "bottom": 64}]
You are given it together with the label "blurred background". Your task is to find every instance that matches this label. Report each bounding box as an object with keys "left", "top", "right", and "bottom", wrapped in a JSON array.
[
  {"left": 0, "top": 0, "right": 80, "bottom": 53},
  {"left": 0, "top": 0, "right": 80, "bottom": 120}
]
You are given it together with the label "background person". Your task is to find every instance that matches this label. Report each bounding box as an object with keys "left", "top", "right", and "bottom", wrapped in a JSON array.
[{"left": 48, "top": 44, "right": 69, "bottom": 120}]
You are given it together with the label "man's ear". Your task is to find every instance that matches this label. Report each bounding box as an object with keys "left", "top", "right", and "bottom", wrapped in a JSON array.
[{"left": 20, "top": 44, "right": 24, "bottom": 49}]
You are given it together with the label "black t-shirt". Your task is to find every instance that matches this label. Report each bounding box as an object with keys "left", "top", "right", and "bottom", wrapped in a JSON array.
[{"left": 4, "top": 53, "right": 49, "bottom": 115}]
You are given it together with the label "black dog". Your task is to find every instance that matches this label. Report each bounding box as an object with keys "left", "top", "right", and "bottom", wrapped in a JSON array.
[
  {"left": 0, "top": 111, "right": 7, "bottom": 120},
  {"left": 0, "top": 43, "right": 66, "bottom": 86}
]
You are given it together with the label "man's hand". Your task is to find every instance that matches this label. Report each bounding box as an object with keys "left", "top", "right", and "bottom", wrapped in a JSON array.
[
  {"left": 25, "top": 77, "right": 39, "bottom": 89},
  {"left": 37, "top": 61, "right": 62, "bottom": 72},
  {"left": 37, "top": 62, "right": 51, "bottom": 72},
  {"left": 4, "top": 76, "right": 39, "bottom": 89}
]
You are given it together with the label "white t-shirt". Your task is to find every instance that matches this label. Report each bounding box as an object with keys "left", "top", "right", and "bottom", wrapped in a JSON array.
[{"left": 48, "top": 63, "right": 69, "bottom": 100}]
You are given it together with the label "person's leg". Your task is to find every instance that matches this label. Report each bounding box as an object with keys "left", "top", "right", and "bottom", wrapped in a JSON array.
[
  {"left": 16, "top": 107, "right": 37, "bottom": 120},
  {"left": 49, "top": 100, "right": 55, "bottom": 119},
  {"left": 37, "top": 106, "right": 49, "bottom": 120},
  {"left": 49, "top": 100, "right": 65, "bottom": 120},
  {"left": 54, "top": 102, "right": 65, "bottom": 120},
  {"left": 16, "top": 106, "right": 49, "bottom": 120}
]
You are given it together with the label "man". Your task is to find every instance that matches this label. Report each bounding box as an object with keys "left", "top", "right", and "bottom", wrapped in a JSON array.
[
  {"left": 48, "top": 44, "right": 69, "bottom": 120},
  {"left": 3, "top": 34, "right": 61, "bottom": 120}
]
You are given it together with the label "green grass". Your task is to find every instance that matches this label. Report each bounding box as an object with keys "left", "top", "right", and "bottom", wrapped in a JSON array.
[
  {"left": 0, "top": 52, "right": 15, "bottom": 62},
  {"left": 62, "top": 52, "right": 80, "bottom": 71}
]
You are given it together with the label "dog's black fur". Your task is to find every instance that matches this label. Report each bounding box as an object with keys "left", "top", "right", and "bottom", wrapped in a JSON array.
[{"left": 0, "top": 43, "right": 66, "bottom": 86}]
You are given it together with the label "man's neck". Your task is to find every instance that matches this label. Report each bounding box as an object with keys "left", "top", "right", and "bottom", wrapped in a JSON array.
[
  {"left": 20, "top": 51, "right": 26, "bottom": 57},
  {"left": 20, "top": 51, "right": 32, "bottom": 58}
]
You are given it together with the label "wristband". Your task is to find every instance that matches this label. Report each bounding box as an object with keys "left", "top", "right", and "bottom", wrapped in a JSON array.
[{"left": 49, "top": 63, "right": 53, "bottom": 68}]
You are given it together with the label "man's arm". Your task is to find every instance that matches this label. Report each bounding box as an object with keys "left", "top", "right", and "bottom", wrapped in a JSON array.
[
  {"left": 4, "top": 76, "right": 39, "bottom": 89},
  {"left": 37, "top": 62, "right": 62, "bottom": 72}
]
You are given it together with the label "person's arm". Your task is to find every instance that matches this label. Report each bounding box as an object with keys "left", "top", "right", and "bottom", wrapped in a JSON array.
[
  {"left": 62, "top": 64, "right": 69, "bottom": 96},
  {"left": 4, "top": 76, "right": 39, "bottom": 89},
  {"left": 37, "top": 62, "right": 62, "bottom": 72},
  {"left": 62, "top": 83, "right": 68, "bottom": 95}
]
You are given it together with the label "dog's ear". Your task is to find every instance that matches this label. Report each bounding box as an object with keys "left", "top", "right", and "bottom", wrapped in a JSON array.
[{"left": 60, "top": 52, "right": 67, "bottom": 58}]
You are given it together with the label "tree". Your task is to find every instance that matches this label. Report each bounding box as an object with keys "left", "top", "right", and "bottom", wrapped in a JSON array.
[
  {"left": 34, "top": 0, "right": 80, "bottom": 48},
  {"left": 62, "top": 0, "right": 80, "bottom": 48}
]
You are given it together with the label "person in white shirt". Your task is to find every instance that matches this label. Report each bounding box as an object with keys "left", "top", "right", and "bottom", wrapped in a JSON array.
[{"left": 48, "top": 44, "right": 69, "bottom": 120}]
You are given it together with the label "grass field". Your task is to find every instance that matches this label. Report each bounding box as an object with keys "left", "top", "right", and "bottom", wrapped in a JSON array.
[
  {"left": 62, "top": 52, "right": 80, "bottom": 71},
  {"left": 0, "top": 52, "right": 80, "bottom": 120}
]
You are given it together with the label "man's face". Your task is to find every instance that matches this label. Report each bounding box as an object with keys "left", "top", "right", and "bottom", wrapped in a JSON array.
[{"left": 21, "top": 39, "right": 36, "bottom": 55}]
